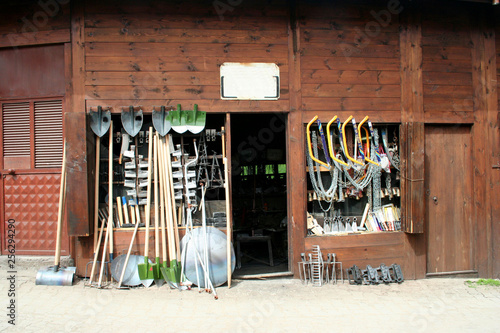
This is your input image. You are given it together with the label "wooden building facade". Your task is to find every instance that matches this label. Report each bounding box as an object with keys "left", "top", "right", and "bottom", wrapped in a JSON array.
[{"left": 1, "top": 0, "right": 499, "bottom": 280}]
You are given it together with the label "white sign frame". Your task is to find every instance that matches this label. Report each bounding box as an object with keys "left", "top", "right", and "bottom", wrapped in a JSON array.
[{"left": 220, "top": 62, "right": 280, "bottom": 100}]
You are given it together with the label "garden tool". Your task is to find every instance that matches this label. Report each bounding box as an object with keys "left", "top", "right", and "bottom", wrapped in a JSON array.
[
  {"left": 326, "top": 116, "right": 349, "bottom": 167},
  {"left": 121, "top": 106, "right": 143, "bottom": 137},
  {"left": 36, "top": 142, "right": 76, "bottom": 286},
  {"left": 170, "top": 104, "right": 188, "bottom": 134},
  {"left": 185, "top": 104, "right": 206, "bottom": 134},
  {"left": 306, "top": 116, "right": 330, "bottom": 169},
  {"left": 152, "top": 105, "right": 172, "bottom": 136}
]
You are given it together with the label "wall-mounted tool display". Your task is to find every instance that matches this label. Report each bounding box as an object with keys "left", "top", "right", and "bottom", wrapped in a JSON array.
[
  {"left": 87, "top": 106, "right": 232, "bottom": 294},
  {"left": 305, "top": 115, "right": 401, "bottom": 236}
]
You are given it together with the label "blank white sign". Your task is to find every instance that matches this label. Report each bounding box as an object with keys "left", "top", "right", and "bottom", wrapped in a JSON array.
[{"left": 220, "top": 62, "right": 280, "bottom": 100}]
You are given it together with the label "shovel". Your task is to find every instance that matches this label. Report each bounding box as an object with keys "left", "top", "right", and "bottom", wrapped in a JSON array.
[
  {"left": 121, "top": 106, "right": 143, "bottom": 137},
  {"left": 185, "top": 104, "right": 206, "bottom": 134},
  {"left": 36, "top": 141, "right": 76, "bottom": 286},
  {"left": 159, "top": 135, "right": 181, "bottom": 286},
  {"left": 152, "top": 106, "right": 172, "bottom": 136},
  {"left": 90, "top": 106, "right": 111, "bottom": 138},
  {"left": 170, "top": 104, "right": 188, "bottom": 134}
]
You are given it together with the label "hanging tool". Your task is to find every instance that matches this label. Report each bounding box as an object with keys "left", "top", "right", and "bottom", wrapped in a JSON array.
[
  {"left": 171, "top": 104, "right": 188, "bottom": 134},
  {"left": 186, "top": 104, "right": 206, "bottom": 134},
  {"left": 121, "top": 106, "right": 143, "bottom": 137},
  {"left": 306, "top": 116, "right": 330, "bottom": 169},
  {"left": 356, "top": 116, "right": 379, "bottom": 166},
  {"left": 36, "top": 141, "right": 76, "bottom": 286},
  {"left": 326, "top": 116, "right": 349, "bottom": 168},
  {"left": 342, "top": 116, "right": 364, "bottom": 168},
  {"left": 152, "top": 105, "right": 172, "bottom": 136}
]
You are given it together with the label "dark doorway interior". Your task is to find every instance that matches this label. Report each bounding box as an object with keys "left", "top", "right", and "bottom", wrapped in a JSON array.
[{"left": 230, "top": 113, "right": 288, "bottom": 277}]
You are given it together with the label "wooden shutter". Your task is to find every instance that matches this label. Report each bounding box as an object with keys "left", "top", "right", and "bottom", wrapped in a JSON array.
[
  {"left": 400, "top": 122, "right": 425, "bottom": 233},
  {"left": 2, "top": 102, "right": 31, "bottom": 169},
  {"left": 34, "top": 100, "right": 63, "bottom": 168}
]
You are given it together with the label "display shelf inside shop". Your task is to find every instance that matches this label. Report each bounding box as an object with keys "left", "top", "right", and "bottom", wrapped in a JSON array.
[{"left": 305, "top": 122, "right": 401, "bottom": 237}]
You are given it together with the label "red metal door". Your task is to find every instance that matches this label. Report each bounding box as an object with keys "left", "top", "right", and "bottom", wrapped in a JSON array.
[{"left": 1, "top": 99, "right": 67, "bottom": 255}]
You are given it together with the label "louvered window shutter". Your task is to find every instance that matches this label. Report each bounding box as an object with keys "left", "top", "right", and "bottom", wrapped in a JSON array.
[
  {"left": 34, "top": 100, "right": 63, "bottom": 168},
  {"left": 2, "top": 102, "right": 31, "bottom": 169}
]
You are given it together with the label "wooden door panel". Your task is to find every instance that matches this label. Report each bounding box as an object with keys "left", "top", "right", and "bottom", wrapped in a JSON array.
[
  {"left": 3, "top": 173, "right": 69, "bottom": 255},
  {"left": 425, "top": 125, "right": 473, "bottom": 274}
]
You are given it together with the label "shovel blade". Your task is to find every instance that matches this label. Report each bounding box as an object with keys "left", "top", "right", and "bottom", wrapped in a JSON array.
[
  {"left": 90, "top": 107, "right": 111, "bottom": 137},
  {"left": 185, "top": 105, "right": 206, "bottom": 134},
  {"left": 152, "top": 106, "right": 171, "bottom": 136},
  {"left": 36, "top": 265, "right": 76, "bottom": 286},
  {"left": 171, "top": 104, "right": 188, "bottom": 134},
  {"left": 121, "top": 106, "right": 143, "bottom": 137}
]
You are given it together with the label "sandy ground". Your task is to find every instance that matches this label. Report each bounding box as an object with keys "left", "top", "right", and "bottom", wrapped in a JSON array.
[{"left": 1, "top": 256, "right": 499, "bottom": 332}]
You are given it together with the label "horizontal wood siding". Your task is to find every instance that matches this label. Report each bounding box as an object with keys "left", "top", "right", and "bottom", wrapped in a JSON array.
[
  {"left": 84, "top": 0, "right": 289, "bottom": 112},
  {"left": 421, "top": 5, "right": 474, "bottom": 122},
  {"left": 304, "top": 233, "right": 408, "bottom": 276},
  {"left": 298, "top": 0, "right": 401, "bottom": 119}
]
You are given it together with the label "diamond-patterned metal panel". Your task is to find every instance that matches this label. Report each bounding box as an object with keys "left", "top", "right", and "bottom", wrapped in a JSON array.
[{"left": 3, "top": 174, "right": 69, "bottom": 255}]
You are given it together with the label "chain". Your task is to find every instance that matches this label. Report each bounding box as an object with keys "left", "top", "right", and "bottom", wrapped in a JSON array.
[
  {"left": 372, "top": 128, "right": 382, "bottom": 211},
  {"left": 382, "top": 127, "right": 400, "bottom": 171}
]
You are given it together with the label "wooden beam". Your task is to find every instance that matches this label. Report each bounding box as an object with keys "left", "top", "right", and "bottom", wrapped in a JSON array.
[
  {"left": 287, "top": 0, "right": 305, "bottom": 277},
  {"left": 399, "top": 5, "right": 426, "bottom": 279},
  {"left": 471, "top": 10, "right": 498, "bottom": 278},
  {"left": 0, "top": 29, "right": 70, "bottom": 48},
  {"left": 65, "top": 0, "right": 90, "bottom": 237}
]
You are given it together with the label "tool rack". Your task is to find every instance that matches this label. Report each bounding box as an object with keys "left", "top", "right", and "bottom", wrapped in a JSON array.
[{"left": 305, "top": 122, "right": 402, "bottom": 236}]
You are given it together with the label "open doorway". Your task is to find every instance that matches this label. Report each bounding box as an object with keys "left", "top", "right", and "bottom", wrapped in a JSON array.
[{"left": 230, "top": 113, "right": 288, "bottom": 277}]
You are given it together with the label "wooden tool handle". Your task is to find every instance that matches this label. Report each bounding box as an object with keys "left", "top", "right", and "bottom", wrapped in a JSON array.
[
  {"left": 93, "top": 136, "right": 101, "bottom": 251},
  {"left": 108, "top": 121, "right": 114, "bottom": 257},
  {"left": 116, "top": 196, "right": 124, "bottom": 227},
  {"left": 54, "top": 140, "right": 67, "bottom": 267}
]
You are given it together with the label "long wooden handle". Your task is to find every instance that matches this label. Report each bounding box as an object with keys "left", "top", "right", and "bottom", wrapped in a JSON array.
[
  {"left": 54, "top": 140, "right": 67, "bottom": 267},
  {"left": 93, "top": 136, "right": 101, "bottom": 251},
  {"left": 116, "top": 197, "right": 124, "bottom": 227},
  {"left": 108, "top": 122, "right": 114, "bottom": 258},
  {"left": 164, "top": 135, "right": 177, "bottom": 261},
  {"left": 222, "top": 127, "right": 232, "bottom": 288},
  {"left": 165, "top": 135, "right": 181, "bottom": 260},
  {"left": 88, "top": 213, "right": 106, "bottom": 284},
  {"left": 157, "top": 134, "right": 167, "bottom": 262}
]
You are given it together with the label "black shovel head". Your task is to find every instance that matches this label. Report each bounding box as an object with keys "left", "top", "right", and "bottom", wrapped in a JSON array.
[
  {"left": 152, "top": 106, "right": 171, "bottom": 136},
  {"left": 121, "top": 106, "right": 143, "bottom": 137},
  {"left": 89, "top": 106, "right": 111, "bottom": 137}
]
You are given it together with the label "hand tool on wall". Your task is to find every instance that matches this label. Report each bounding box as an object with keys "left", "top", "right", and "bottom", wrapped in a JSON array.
[
  {"left": 186, "top": 104, "right": 206, "bottom": 134},
  {"left": 121, "top": 106, "right": 143, "bottom": 138},
  {"left": 326, "top": 116, "right": 349, "bottom": 168},
  {"left": 152, "top": 105, "right": 172, "bottom": 136},
  {"left": 36, "top": 141, "right": 76, "bottom": 286},
  {"left": 171, "top": 104, "right": 188, "bottom": 134},
  {"left": 357, "top": 116, "right": 379, "bottom": 166},
  {"left": 342, "top": 116, "right": 364, "bottom": 168},
  {"left": 307, "top": 116, "right": 330, "bottom": 169}
]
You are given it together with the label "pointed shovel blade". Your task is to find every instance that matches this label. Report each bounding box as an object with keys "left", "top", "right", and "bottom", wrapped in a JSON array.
[
  {"left": 152, "top": 106, "right": 171, "bottom": 136},
  {"left": 121, "top": 106, "right": 143, "bottom": 137},
  {"left": 89, "top": 106, "right": 111, "bottom": 137}
]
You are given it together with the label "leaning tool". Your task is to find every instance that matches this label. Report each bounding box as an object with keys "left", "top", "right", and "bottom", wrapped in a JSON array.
[
  {"left": 36, "top": 141, "right": 76, "bottom": 286},
  {"left": 88, "top": 106, "right": 111, "bottom": 279},
  {"left": 222, "top": 127, "right": 234, "bottom": 288},
  {"left": 137, "top": 129, "right": 155, "bottom": 288}
]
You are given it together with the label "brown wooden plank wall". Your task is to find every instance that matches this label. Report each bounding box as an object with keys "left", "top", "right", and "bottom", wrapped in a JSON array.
[
  {"left": 298, "top": 0, "right": 402, "bottom": 122},
  {"left": 421, "top": 4, "right": 474, "bottom": 123},
  {"left": 84, "top": 0, "right": 289, "bottom": 112},
  {"left": 0, "top": 0, "right": 70, "bottom": 47}
]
